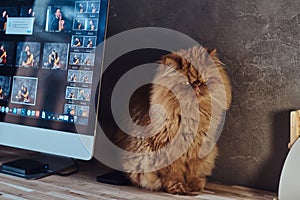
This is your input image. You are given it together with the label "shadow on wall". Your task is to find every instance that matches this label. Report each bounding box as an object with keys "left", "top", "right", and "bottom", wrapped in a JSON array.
[
  {"left": 212, "top": 109, "right": 291, "bottom": 192},
  {"left": 254, "top": 110, "right": 290, "bottom": 191}
]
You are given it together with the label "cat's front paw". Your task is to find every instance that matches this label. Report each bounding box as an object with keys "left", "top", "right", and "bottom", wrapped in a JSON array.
[
  {"left": 164, "top": 180, "right": 191, "bottom": 195},
  {"left": 188, "top": 177, "right": 206, "bottom": 192}
]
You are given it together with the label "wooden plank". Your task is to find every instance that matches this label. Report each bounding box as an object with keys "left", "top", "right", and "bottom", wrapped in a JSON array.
[
  {"left": 0, "top": 146, "right": 277, "bottom": 200},
  {"left": 0, "top": 181, "right": 65, "bottom": 200},
  {"left": 232, "top": 185, "right": 277, "bottom": 197},
  {"left": 0, "top": 174, "right": 277, "bottom": 200},
  {"left": 0, "top": 193, "right": 28, "bottom": 200},
  {"left": 205, "top": 183, "right": 277, "bottom": 200}
]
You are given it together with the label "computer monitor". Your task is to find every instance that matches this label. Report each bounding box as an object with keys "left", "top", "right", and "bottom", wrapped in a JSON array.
[{"left": 0, "top": 0, "right": 109, "bottom": 176}]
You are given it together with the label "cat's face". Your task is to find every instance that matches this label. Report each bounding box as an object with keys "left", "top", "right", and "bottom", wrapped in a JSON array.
[
  {"left": 153, "top": 46, "right": 231, "bottom": 110},
  {"left": 165, "top": 57, "right": 210, "bottom": 98}
]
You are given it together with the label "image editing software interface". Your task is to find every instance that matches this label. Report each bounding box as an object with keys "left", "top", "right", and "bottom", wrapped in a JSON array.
[{"left": 0, "top": 0, "right": 109, "bottom": 135}]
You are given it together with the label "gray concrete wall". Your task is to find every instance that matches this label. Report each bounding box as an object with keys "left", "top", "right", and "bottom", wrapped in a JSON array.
[{"left": 105, "top": 0, "right": 300, "bottom": 192}]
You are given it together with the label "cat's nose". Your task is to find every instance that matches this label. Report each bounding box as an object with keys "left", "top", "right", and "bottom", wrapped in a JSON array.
[
  {"left": 192, "top": 80, "right": 201, "bottom": 87},
  {"left": 192, "top": 80, "right": 202, "bottom": 96}
]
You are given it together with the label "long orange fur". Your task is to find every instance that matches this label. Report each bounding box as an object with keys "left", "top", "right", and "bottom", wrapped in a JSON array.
[{"left": 115, "top": 46, "right": 232, "bottom": 195}]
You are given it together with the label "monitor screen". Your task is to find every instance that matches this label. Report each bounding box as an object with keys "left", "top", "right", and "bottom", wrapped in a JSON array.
[{"left": 0, "top": 0, "right": 109, "bottom": 160}]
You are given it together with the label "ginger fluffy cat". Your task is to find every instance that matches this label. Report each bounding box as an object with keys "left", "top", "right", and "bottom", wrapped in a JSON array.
[{"left": 115, "top": 46, "right": 231, "bottom": 195}]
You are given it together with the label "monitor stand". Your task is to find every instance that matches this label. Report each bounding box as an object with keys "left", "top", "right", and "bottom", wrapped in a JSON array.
[{"left": 0, "top": 153, "right": 76, "bottom": 179}]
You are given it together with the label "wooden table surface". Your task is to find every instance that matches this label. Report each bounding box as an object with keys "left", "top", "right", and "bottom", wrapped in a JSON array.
[{"left": 0, "top": 146, "right": 277, "bottom": 200}]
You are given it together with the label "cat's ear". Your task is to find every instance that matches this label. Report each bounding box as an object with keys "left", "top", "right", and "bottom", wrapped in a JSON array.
[
  {"left": 159, "top": 53, "right": 184, "bottom": 69},
  {"left": 206, "top": 48, "right": 217, "bottom": 57}
]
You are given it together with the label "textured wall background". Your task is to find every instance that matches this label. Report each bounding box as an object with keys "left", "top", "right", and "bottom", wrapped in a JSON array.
[{"left": 102, "top": 0, "right": 300, "bottom": 192}]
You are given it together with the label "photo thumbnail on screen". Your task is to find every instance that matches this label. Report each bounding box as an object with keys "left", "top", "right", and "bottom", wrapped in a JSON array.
[
  {"left": 11, "top": 76, "right": 38, "bottom": 106},
  {"left": 79, "top": 71, "right": 93, "bottom": 83},
  {"left": 82, "top": 53, "right": 95, "bottom": 66},
  {"left": 75, "top": 2, "right": 88, "bottom": 13},
  {"left": 0, "top": 76, "right": 11, "bottom": 101},
  {"left": 24, "top": 4, "right": 48, "bottom": 32},
  {"left": 16, "top": 42, "right": 41, "bottom": 68},
  {"left": 69, "top": 52, "right": 82, "bottom": 65},
  {"left": 65, "top": 86, "right": 79, "bottom": 100},
  {"left": 84, "top": 36, "right": 96, "bottom": 48},
  {"left": 78, "top": 88, "right": 91, "bottom": 101},
  {"left": 20, "top": 7, "right": 35, "bottom": 17},
  {"left": 0, "top": 41, "right": 14, "bottom": 67},
  {"left": 86, "top": 19, "right": 97, "bottom": 31},
  {"left": 45, "top": 6, "right": 74, "bottom": 32},
  {"left": 0, "top": 7, "right": 19, "bottom": 31},
  {"left": 73, "top": 18, "right": 86, "bottom": 30},
  {"left": 68, "top": 70, "right": 80, "bottom": 82},
  {"left": 42, "top": 43, "right": 70, "bottom": 70},
  {"left": 71, "top": 36, "right": 84, "bottom": 48}
]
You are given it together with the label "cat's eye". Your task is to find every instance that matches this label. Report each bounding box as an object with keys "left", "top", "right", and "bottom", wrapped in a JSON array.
[
  {"left": 202, "top": 78, "right": 209, "bottom": 84},
  {"left": 184, "top": 81, "right": 190, "bottom": 86}
]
